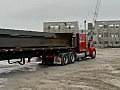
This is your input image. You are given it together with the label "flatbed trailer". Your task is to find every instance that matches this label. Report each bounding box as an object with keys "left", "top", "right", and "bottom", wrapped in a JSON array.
[{"left": 0, "top": 28, "right": 96, "bottom": 65}]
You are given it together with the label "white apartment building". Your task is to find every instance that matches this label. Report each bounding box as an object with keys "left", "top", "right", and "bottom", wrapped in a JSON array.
[{"left": 43, "top": 21, "right": 79, "bottom": 33}]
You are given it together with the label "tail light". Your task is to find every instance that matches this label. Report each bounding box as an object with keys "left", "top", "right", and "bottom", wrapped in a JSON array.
[{"left": 45, "top": 55, "right": 54, "bottom": 58}]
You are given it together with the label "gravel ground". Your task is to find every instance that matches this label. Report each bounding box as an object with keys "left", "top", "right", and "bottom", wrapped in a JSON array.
[{"left": 0, "top": 48, "right": 120, "bottom": 90}]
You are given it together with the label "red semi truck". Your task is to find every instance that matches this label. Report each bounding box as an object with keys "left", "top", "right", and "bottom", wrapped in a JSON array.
[{"left": 0, "top": 28, "right": 96, "bottom": 66}]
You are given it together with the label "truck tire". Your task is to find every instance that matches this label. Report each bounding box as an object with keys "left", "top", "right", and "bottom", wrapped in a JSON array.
[
  {"left": 91, "top": 49, "right": 96, "bottom": 59},
  {"left": 68, "top": 52, "right": 77, "bottom": 64},
  {"left": 60, "top": 53, "right": 69, "bottom": 66}
]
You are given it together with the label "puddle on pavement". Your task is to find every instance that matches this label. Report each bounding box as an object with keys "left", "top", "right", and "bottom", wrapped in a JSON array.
[
  {"left": 111, "top": 70, "right": 120, "bottom": 74},
  {"left": 0, "top": 78, "right": 7, "bottom": 88},
  {"left": 0, "top": 64, "right": 37, "bottom": 75},
  {"left": 0, "top": 78, "right": 7, "bottom": 83},
  {"left": 20, "top": 87, "right": 32, "bottom": 90},
  {"left": 0, "top": 58, "right": 43, "bottom": 75}
]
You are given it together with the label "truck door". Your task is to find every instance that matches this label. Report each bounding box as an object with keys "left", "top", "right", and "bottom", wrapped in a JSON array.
[{"left": 76, "top": 33, "right": 87, "bottom": 51}]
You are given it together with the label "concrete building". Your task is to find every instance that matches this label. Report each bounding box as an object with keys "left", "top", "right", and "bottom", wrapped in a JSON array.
[
  {"left": 43, "top": 21, "right": 79, "bottom": 33},
  {"left": 94, "top": 20, "right": 120, "bottom": 48}
]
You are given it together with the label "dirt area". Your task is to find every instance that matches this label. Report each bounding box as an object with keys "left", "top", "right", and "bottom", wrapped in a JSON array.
[{"left": 0, "top": 48, "right": 120, "bottom": 90}]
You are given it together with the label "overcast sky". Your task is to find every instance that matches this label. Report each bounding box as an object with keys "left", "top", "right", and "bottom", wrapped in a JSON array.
[{"left": 0, "top": 0, "right": 120, "bottom": 31}]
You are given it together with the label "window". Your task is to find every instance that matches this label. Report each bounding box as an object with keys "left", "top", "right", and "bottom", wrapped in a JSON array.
[
  {"left": 104, "top": 25, "right": 108, "bottom": 28},
  {"left": 48, "top": 26, "right": 50, "bottom": 29},
  {"left": 99, "top": 33, "right": 103, "bottom": 37},
  {"left": 93, "top": 41, "right": 97, "bottom": 44},
  {"left": 66, "top": 25, "right": 75, "bottom": 29},
  {"left": 99, "top": 41, "right": 102, "bottom": 44},
  {"left": 118, "top": 33, "right": 120, "bottom": 37},
  {"left": 99, "top": 34, "right": 102, "bottom": 37},
  {"left": 67, "top": 26, "right": 71, "bottom": 29},
  {"left": 110, "top": 33, "right": 114, "bottom": 37},
  {"left": 98, "top": 25, "right": 103, "bottom": 28},
  {"left": 104, "top": 32, "right": 108, "bottom": 37},
  {"left": 102, "top": 22, "right": 105, "bottom": 24},
  {"left": 55, "top": 26, "right": 60, "bottom": 29},
  {"left": 105, "top": 41, "right": 108, "bottom": 44},
  {"left": 110, "top": 41, "right": 113, "bottom": 43},
  {"left": 70, "top": 25, "right": 75, "bottom": 29},
  {"left": 115, "top": 33, "right": 118, "bottom": 37},
  {"left": 115, "top": 41, "right": 119, "bottom": 44},
  {"left": 50, "top": 26, "right": 54, "bottom": 28},
  {"left": 115, "top": 25, "right": 119, "bottom": 28},
  {"left": 109, "top": 25, "right": 114, "bottom": 28}
]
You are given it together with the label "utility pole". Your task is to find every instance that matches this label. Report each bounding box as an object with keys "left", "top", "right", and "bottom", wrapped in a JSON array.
[
  {"left": 84, "top": 20, "right": 87, "bottom": 49},
  {"left": 84, "top": 20, "right": 87, "bottom": 31}
]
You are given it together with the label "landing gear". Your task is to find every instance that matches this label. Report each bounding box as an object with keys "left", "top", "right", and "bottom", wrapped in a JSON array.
[{"left": 8, "top": 58, "right": 26, "bottom": 65}]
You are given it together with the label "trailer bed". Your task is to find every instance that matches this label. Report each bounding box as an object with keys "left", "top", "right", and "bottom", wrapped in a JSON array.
[
  {"left": 0, "top": 29, "right": 73, "bottom": 48},
  {"left": 0, "top": 29, "right": 74, "bottom": 61}
]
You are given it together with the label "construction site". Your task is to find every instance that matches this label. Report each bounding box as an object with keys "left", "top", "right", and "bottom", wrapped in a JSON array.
[{"left": 94, "top": 20, "right": 120, "bottom": 48}]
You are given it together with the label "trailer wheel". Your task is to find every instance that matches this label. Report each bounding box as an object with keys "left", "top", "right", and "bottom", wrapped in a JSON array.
[
  {"left": 60, "top": 53, "right": 69, "bottom": 66},
  {"left": 91, "top": 49, "right": 96, "bottom": 59},
  {"left": 68, "top": 52, "right": 76, "bottom": 64}
]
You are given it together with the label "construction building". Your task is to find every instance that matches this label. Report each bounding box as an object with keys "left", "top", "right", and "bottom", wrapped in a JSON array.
[
  {"left": 94, "top": 20, "right": 120, "bottom": 48},
  {"left": 43, "top": 21, "right": 79, "bottom": 33}
]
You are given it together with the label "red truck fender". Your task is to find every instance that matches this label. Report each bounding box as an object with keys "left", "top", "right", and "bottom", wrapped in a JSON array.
[{"left": 88, "top": 47, "right": 96, "bottom": 58}]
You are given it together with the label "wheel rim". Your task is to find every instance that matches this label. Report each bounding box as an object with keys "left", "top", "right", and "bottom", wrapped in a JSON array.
[
  {"left": 93, "top": 51, "right": 96, "bottom": 57},
  {"left": 70, "top": 54, "right": 75, "bottom": 62},
  {"left": 63, "top": 55, "right": 68, "bottom": 64}
]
